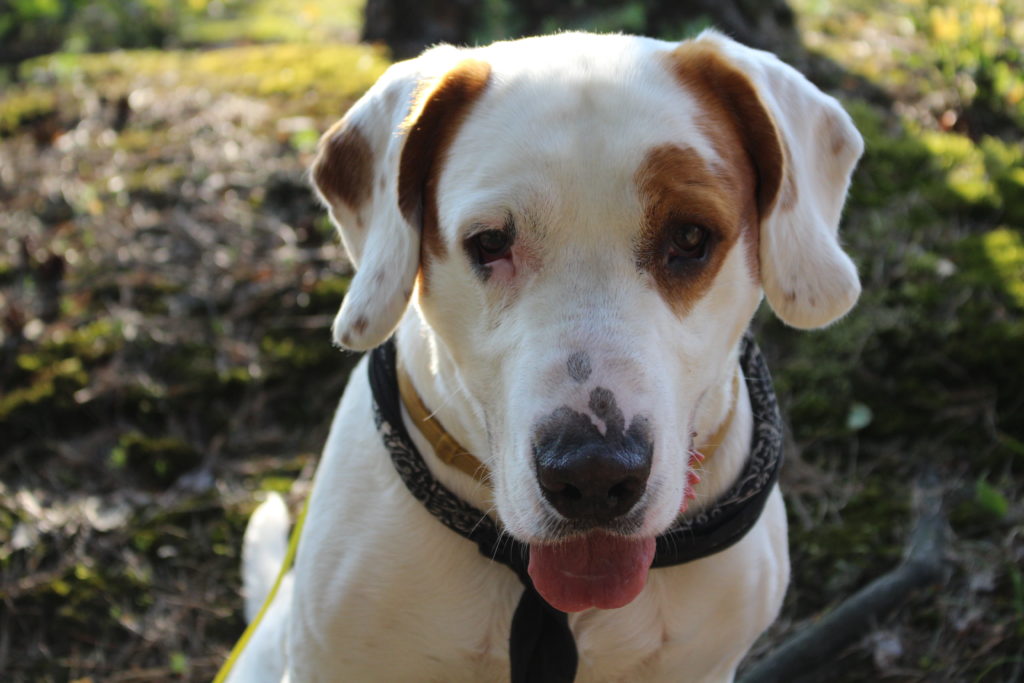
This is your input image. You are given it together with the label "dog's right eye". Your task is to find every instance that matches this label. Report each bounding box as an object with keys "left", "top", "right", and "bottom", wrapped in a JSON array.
[{"left": 469, "top": 229, "right": 513, "bottom": 265}]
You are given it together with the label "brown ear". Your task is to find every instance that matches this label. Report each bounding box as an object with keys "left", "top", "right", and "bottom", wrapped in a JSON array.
[
  {"left": 398, "top": 59, "right": 491, "bottom": 288},
  {"left": 311, "top": 50, "right": 491, "bottom": 350},
  {"left": 313, "top": 121, "right": 374, "bottom": 224},
  {"left": 667, "top": 40, "right": 786, "bottom": 221},
  {"left": 667, "top": 31, "right": 863, "bottom": 329}
]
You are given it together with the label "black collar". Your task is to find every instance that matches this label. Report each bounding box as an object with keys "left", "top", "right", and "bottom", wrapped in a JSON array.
[{"left": 368, "top": 333, "right": 783, "bottom": 683}]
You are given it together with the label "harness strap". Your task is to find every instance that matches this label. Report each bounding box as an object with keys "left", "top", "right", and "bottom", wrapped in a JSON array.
[{"left": 369, "top": 332, "right": 783, "bottom": 681}]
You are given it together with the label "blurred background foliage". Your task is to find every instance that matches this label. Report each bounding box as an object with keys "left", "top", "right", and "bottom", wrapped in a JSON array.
[{"left": 0, "top": 0, "right": 1021, "bottom": 680}]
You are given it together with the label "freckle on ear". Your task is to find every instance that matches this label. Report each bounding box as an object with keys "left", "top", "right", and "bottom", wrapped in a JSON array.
[{"left": 353, "top": 316, "right": 368, "bottom": 334}]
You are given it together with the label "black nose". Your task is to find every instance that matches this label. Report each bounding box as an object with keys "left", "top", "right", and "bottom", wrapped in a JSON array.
[
  {"left": 532, "top": 389, "right": 652, "bottom": 524},
  {"left": 536, "top": 441, "right": 651, "bottom": 522}
]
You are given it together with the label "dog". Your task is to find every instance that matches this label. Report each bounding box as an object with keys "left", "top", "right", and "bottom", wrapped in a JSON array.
[{"left": 226, "top": 30, "right": 862, "bottom": 683}]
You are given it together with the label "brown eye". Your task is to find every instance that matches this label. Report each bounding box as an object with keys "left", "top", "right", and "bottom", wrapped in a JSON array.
[
  {"left": 668, "top": 224, "right": 709, "bottom": 262},
  {"left": 469, "top": 229, "right": 513, "bottom": 265}
]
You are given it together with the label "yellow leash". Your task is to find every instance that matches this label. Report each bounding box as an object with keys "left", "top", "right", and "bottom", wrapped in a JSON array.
[{"left": 213, "top": 494, "right": 311, "bottom": 682}]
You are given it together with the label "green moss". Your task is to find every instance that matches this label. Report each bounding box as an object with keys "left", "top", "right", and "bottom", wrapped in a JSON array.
[
  {"left": 180, "top": 0, "right": 364, "bottom": 46},
  {"left": 0, "top": 357, "right": 88, "bottom": 421},
  {"left": 766, "top": 78, "right": 1024, "bottom": 464},
  {"left": 114, "top": 127, "right": 171, "bottom": 153},
  {"left": 921, "top": 129, "right": 997, "bottom": 205},
  {"left": 981, "top": 228, "right": 1024, "bottom": 307},
  {"left": 0, "top": 86, "right": 58, "bottom": 137},
  {"left": 0, "top": 317, "right": 131, "bottom": 440},
  {"left": 950, "top": 477, "right": 1014, "bottom": 538},
  {"left": 0, "top": 258, "right": 13, "bottom": 285},
  {"left": 787, "top": 479, "right": 911, "bottom": 612},
  {"left": 261, "top": 334, "right": 331, "bottom": 370},
  {"left": 124, "top": 163, "right": 188, "bottom": 201},
  {"left": 307, "top": 274, "right": 351, "bottom": 311},
  {"left": 258, "top": 475, "right": 296, "bottom": 493},
  {"left": 22, "top": 42, "right": 389, "bottom": 116},
  {"left": 796, "top": 0, "right": 1024, "bottom": 130},
  {"left": 110, "top": 431, "right": 202, "bottom": 488},
  {"left": 190, "top": 43, "right": 388, "bottom": 102},
  {"left": 47, "top": 318, "right": 125, "bottom": 362}
]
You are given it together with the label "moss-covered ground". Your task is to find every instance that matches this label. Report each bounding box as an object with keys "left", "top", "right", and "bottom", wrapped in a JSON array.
[{"left": 0, "top": 0, "right": 1021, "bottom": 680}]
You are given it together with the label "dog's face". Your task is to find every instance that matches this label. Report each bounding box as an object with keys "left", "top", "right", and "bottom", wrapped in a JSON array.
[{"left": 314, "top": 32, "right": 861, "bottom": 610}]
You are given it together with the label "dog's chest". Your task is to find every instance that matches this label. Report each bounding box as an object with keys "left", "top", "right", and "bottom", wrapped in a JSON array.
[
  {"left": 300, "top": 551, "right": 752, "bottom": 682},
  {"left": 292, "top": 501, "right": 692, "bottom": 681},
  {"left": 369, "top": 570, "right": 751, "bottom": 683}
]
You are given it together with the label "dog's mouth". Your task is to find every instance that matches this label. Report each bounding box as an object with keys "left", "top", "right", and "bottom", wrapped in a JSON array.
[{"left": 528, "top": 532, "right": 656, "bottom": 612}]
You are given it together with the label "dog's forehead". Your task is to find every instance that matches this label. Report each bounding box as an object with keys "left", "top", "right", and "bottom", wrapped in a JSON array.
[{"left": 439, "top": 34, "right": 724, "bottom": 229}]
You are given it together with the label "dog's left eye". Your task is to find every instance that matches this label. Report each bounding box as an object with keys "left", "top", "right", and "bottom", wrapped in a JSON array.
[
  {"left": 468, "top": 229, "right": 513, "bottom": 265},
  {"left": 667, "top": 224, "right": 709, "bottom": 263}
]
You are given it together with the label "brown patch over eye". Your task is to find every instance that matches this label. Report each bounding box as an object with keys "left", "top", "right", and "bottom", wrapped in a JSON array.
[
  {"left": 664, "top": 41, "right": 786, "bottom": 281},
  {"left": 399, "top": 59, "right": 492, "bottom": 293},
  {"left": 633, "top": 144, "right": 746, "bottom": 317},
  {"left": 312, "top": 122, "right": 373, "bottom": 213}
]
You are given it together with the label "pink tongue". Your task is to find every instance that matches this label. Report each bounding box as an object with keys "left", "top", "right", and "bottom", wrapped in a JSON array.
[{"left": 528, "top": 533, "right": 656, "bottom": 613}]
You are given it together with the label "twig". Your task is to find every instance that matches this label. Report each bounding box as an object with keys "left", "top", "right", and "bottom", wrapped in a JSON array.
[{"left": 739, "top": 471, "right": 947, "bottom": 683}]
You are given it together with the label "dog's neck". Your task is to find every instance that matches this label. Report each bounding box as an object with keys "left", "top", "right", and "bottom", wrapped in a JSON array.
[{"left": 393, "top": 310, "right": 752, "bottom": 521}]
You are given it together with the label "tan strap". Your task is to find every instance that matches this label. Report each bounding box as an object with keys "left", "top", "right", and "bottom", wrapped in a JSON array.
[{"left": 397, "top": 365, "right": 489, "bottom": 482}]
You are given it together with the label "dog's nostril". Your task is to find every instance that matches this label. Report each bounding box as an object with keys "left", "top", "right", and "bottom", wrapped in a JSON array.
[
  {"left": 608, "top": 480, "right": 637, "bottom": 504},
  {"left": 539, "top": 476, "right": 583, "bottom": 501}
]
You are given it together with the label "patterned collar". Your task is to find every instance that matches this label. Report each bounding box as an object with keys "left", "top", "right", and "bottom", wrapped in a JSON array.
[{"left": 368, "top": 333, "right": 784, "bottom": 683}]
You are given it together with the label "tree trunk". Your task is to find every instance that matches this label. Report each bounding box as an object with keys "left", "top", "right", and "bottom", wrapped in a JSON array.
[
  {"left": 362, "top": 0, "right": 479, "bottom": 60},
  {"left": 361, "top": 0, "right": 800, "bottom": 60}
]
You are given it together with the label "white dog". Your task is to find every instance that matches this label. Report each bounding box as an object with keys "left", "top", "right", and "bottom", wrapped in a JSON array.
[{"left": 225, "top": 30, "right": 862, "bottom": 683}]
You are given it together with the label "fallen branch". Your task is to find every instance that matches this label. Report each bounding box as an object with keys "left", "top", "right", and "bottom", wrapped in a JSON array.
[{"left": 739, "top": 472, "right": 946, "bottom": 683}]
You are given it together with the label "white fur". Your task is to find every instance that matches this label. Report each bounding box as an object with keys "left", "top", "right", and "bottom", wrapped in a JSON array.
[{"left": 230, "top": 31, "right": 861, "bottom": 682}]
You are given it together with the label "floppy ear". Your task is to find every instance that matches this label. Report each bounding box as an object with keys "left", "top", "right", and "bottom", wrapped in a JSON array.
[
  {"left": 674, "top": 31, "right": 864, "bottom": 329},
  {"left": 311, "top": 48, "right": 491, "bottom": 350}
]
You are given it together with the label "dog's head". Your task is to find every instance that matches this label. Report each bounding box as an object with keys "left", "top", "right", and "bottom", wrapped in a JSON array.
[{"left": 313, "top": 32, "right": 862, "bottom": 610}]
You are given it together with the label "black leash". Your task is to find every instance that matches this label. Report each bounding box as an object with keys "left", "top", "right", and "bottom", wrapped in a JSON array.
[{"left": 368, "top": 333, "right": 783, "bottom": 682}]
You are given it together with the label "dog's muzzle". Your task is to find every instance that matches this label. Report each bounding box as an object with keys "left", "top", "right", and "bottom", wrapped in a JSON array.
[{"left": 532, "top": 388, "right": 653, "bottom": 525}]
